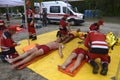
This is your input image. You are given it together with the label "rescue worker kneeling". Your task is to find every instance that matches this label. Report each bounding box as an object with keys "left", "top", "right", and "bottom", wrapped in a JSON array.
[
  {"left": 0, "top": 26, "right": 21, "bottom": 62},
  {"left": 84, "top": 30, "right": 110, "bottom": 75}
]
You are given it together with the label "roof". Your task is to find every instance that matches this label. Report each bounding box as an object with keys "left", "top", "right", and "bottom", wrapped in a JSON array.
[{"left": 0, "top": 0, "right": 24, "bottom": 7}]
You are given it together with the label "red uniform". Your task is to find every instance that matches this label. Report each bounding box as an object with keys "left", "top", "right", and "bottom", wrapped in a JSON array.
[
  {"left": 84, "top": 31, "right": 110, "bottom": 63},
  {"left": 36, "top": 45, "right": 51, "bottom": 54},
  {"left": 69, "top": 31, "right": 83, "bottom": 39},
  {"left": 59, "top": 18, "right": 68, "bottom": 35},
  {"left": 1, "top": 31, "right": 17, "bottom": 51},
  {"left": 89, "top": 23, "right": 100, "bottom": 31},
  {"left": 26, "top": 8, "right": 36, "bottom": 37},
  {"left": 0, "top": 30, "right": 18, "bottom": 62},
  {"left": 89, "top": 20, "right": 104, "bottom": 31},
  {"left": 72, "top": 48, "right": 86, "bottom": 55}
]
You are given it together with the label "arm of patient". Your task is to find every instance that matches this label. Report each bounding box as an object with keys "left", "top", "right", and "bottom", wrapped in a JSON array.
[{"left": 58, "top": 44, "right": 64, "bottom": 58}]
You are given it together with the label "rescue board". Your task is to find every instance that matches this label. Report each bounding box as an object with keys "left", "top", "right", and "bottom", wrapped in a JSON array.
[{"left": 58, "top": 58, "right": 87, "bottom": 77}]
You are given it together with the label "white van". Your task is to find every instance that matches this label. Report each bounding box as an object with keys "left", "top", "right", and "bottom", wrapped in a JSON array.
[{"left": 34, "top": 1, "right": 85, "bottom": 25}]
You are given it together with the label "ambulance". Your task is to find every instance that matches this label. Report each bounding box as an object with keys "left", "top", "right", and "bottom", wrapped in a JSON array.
[{"left": 34, "top": 1, "right": 85, "bottom": 25}]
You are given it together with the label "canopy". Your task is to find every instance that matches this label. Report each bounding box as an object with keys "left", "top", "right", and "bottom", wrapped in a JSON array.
[
  {"left": 0, "top": 0, "right": 31, "bottom": 45},
  {"left": 0, "top": 0, "right": 24, "bottom": 7},
  {"left": 69, "top": 0, "right": 84, "bottom": 1}
]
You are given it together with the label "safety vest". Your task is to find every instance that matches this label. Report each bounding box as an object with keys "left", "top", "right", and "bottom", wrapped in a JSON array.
[
  {"left": 0, "top": 31, "right": 11, "bottom": 51},
  {"left": 85, "top": 31, "right": 108, "bottom": 49}
]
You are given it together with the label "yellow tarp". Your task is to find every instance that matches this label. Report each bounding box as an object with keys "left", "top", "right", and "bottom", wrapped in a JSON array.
[{"left": 16, "top": 31, "right": 120, "bottom": 80}]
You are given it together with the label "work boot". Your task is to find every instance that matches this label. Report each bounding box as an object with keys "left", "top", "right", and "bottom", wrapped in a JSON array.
[
  {"left": 90, "top": 60, "right": 99, "bottom": 74},
  {"left": 100, "top": 63, "right": 108, "bottom": 75},
  {"left": 29, "top": 35, "right": 33, "bottom": 39},
  {"left": 32, "top": 36, "right": 37, "bottom": 41},
  {"left": 0, "top": 54, "right": 7, "bottom": 63}
]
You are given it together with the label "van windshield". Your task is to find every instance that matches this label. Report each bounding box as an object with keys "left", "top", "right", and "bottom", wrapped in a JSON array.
[
  {"left": 69, "top": 6, "right": 79, "bottom": 13},
  {"left": 63, "top": 7, "right": 72, "bottom": 14}
]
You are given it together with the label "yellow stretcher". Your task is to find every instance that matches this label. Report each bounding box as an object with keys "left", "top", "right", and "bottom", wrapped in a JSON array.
[{"left": 9, "top": 31, "right": 120, "bottom": 80}]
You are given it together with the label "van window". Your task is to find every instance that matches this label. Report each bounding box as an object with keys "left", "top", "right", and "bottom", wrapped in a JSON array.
[
  {"left": 35, "top": 6, "right": 40, "bottom": 13},
  {"left": 50, "top": 6, "right": 60, "bottom": 13},
  {"left": 63, "top": 7, "right": 73, "bottom": 15}
]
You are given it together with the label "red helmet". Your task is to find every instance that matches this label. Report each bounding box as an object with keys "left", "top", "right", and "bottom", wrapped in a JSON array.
[
  {"left": 98, "top": 20, "right": 104, "bottom": 25},
  {"left": 0, "top": 20, "right": 4, "bottom": 26},
  {"left": 26, "top": 0, "right": 30, "bottom": 7}
]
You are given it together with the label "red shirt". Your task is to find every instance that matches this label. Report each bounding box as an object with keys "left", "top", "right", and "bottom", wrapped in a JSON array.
[
  {"left": 89, "top": 23, "right": 99, "bottom": 31},
  {"left": 84, "top": 31, "right": 108, "bottom": 49},
  {"left": 59, "top": 19, "right": 68, "bottom": 28},
  {"left": 26, "top": 9, "right": 33, "bottom": 18},
  {"left": 1, "top": 31, "right": 17, "bottom": 51}
]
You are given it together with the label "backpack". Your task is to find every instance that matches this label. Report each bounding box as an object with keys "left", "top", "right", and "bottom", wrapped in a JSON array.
[{"left": 106, "top": 32, "right": 118, "bottom": 50}]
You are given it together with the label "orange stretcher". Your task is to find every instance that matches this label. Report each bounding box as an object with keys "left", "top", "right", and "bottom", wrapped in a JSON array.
[
  {"left": 58, "top": 58, "right": 87, "bottom": 77},
  {"left": 22, "top": 44, "right": 36, "bottom": 52}
]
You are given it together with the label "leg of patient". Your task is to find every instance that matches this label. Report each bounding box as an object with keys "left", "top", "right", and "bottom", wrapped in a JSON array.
[
  {"left": 6, "top": 47, "right": 38, "bottom": 63},
  {"left": 58, "top": 53, "right": 77, "bottom": 69},
  {"left": 12, "top": 49, "right": 42, "bottom": 68},
  {"left": 69, "top": 53, "right": 84, "bottom": 73}
]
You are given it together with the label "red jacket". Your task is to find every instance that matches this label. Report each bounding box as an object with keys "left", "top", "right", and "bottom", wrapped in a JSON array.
[
  {"left": 84, "top": 31, "right": 108, "bottom": 49},
  {"left": 26, "top": 9, "right": 34, "bottom": 18},
  {"left": 59, "top": 18, "right": 69, "bottom": 35},
  {"left": 59, "top": 18, "right": 68, "bottom": 28},
  {"left": 89, "top": 23, "right": 99, "bottom": 31},
  {"left": 0, "top": 31, "right": 17, "bottom": 51}
]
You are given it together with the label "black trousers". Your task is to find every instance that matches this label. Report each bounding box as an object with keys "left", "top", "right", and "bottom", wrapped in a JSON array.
[{"left": 89, "top": 48, "right": 108, "bottom": 54}]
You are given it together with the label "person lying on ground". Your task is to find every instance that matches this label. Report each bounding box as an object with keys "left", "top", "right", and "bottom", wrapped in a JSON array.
[
  {"left": 58, "top": 44, "right": 88, "bottom": 73},
  {"left": 5, "top": 40, "right": 64, "bottom": 69},
  {"left": 62, "top": 28, "right": 86, "bottom": 44},
  {"left": 56, "top": 28, "right": 86, "bottom": 44}
]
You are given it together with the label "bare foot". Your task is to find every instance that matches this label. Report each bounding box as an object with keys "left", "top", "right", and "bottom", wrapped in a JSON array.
[
  {"left": 58, "top": 65, "right": 66, "bottom": 69},
  {"left": 69, "top": 68, "right": 74, "bottom": 73},
  {"left": 11, "top": 64, "right": 18, "bottom": 69},
  {"left": 6, "top": 64, "right": 17, "bottom": 70}
]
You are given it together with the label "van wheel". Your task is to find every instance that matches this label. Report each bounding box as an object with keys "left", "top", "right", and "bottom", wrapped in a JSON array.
[{"left": 69, "top": 20, "right": 76, "bottom": 26}]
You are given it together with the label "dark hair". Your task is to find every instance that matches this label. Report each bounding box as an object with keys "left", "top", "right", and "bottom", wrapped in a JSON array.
[{"left": 56, "top": 31, "right": 62, "bottom": 37}]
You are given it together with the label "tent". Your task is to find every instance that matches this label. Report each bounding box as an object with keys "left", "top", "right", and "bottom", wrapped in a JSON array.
[
  {"left": 0, "top": 0, "right": 24, "bottom": 7},
  {"left": 0, "top": 0, "right": 25, "bottom": 21},
  {"left": 0, "top": 0, "right": 26, "bottom": 26},
  {"left": 0, "top": 0, "right": 30, "bottom": 44}
]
